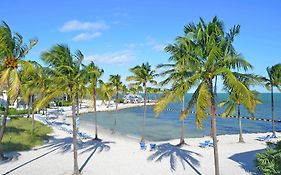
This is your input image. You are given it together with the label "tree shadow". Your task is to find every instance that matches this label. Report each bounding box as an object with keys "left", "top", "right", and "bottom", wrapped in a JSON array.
[
  {"left": 147, "top": 143, "right": 202, "bottom": 175},
  {"left": 79, "top": 139, "right": 115, "bottom": 173},
  {"left": 229, "top": 149, "right": 264, "bottom": 175},
  {"left": 0, "top": 152, "right": 21, "bottom": 165},
  {"left": 1, "top": 136, "right": 115, "bottom": 174},
  {"left": 4, "top": 127, "right": 25, "bottom": 135}
]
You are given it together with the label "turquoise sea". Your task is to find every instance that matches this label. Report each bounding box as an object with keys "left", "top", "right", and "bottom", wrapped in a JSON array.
[{"left": 79, "top": 93, "right": 281, "bottom": 141}]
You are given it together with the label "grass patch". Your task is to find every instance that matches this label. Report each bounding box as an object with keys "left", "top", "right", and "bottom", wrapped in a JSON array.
[{"left": 2, "top": 117, "right": 53, "bottom": 152}]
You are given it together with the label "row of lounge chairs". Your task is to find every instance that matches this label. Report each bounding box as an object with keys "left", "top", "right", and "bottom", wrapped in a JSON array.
[
  {"left": 36, "top": 115, "right": 92, "bottom": 140},
  {"left": 140, "top": 142, "right": 157, "bottom": 151},
  {"left": 198, "top": 134, "right": 278, "bottom": 148}
]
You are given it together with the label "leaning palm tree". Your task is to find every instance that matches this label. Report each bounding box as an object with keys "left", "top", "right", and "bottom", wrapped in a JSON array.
[
  {"left": 109, "top": 74, "right": 122, "bottom": 132},
  {"left": 39, "top": 44, "right": 83, "bottom": 175},
  {"left": 218, "top": 89, "right": 261, "bottom": 142},
  {"left": 0, "top": 21, "right": 37, "bottom": 160},
  {"left": 264, "top": 63, "right": 281, "bottom": 136},
  {"left": 155, "top": 40, "right": 194, "bottom": 146},
  {"left": 157, "top": 17, "right": 253, "bottom": 175},
  {"left": 83, "top": 61, "right": 103, "bottom": 139},
  {"left": 219, "top": 73, "right": 264, "bottom": 143},
  {"left": 127, "top": 62, "right": 157, "bottom": 142}
]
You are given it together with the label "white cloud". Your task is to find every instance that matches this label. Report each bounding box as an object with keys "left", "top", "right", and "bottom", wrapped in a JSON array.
[
  {"left": 146, "top": 38, "right": 167, "bottom": 52},
  {"left": 85, "top": 50, "right": 134, "bottom": 65},
  {"left": 72, "top": 32, "right": 102, "bottom": 41},
  {"left": 59, "top": 20, "right": 109, "bottom": 32}
]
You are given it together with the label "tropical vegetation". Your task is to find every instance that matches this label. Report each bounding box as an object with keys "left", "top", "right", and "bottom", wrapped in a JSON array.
[{"left": 256, "top": 141, "right": 281, "bottom": 175}]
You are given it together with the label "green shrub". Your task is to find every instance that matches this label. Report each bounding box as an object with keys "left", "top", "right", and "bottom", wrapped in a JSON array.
[
  {"left": 9, "top": 108, "right": 28, "bottom": 115},
  {"left": 55, "top": 100, "right": 71, "bottom": 106},
  {"left": 0, "top": 106, "right": 5, "bottom": 111},
  {"left": 256, "top": 141, "right": 281, "bottom": 175},
  {"left": 0, "top": 108, "right": 28, "bottom": 115}
]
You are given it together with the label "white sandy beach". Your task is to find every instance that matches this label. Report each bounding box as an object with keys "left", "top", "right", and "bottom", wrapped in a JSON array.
[{"left": 1, "top": 101, "right": 279, "bottom": 175}]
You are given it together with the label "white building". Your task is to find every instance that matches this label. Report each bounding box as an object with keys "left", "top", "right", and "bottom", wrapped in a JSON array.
[
  {"left": 0, "top": 91, "right": 7, "bottom": 108},
  {"left": 0, "top": 91, "right": 19, "bottom": 108}
]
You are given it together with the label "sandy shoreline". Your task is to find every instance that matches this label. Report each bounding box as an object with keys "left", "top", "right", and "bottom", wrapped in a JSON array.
[{"left": 1, "top": 101, "right": 280, "bottom": 175}]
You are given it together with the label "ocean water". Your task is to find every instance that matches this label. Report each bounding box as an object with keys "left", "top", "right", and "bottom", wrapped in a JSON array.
[{"left": 79, "top": 93, "right": 281, "bottom": 141}]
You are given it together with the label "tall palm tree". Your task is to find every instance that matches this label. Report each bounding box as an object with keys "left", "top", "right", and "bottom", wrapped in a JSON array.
[
  {"left": 0, "top": 21, "right": 37, "bottom": 160},
  {"left": 127, "top": 62, "right": 157, "bottom": 142},
  {"left": 158, "top": 17, "right": 252, "bottom": 175},
  {"left": 264, "top": 63, "right": 281, "bottom": 136},
  {"left": 155, "top": 40, "right": 194, "bottom": 146},
  {"left": 109, "top": 74, "right": 122, "bottom": 132},
  {"left": 39, "top": 44, "right": 83, "bottom": 175},
  {"left": 84, "top": 61, "right": 103, "bottom": 139}
]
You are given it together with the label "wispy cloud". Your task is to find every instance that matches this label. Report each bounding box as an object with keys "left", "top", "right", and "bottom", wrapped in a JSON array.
[
  {"left": 72, "top": 32, "right": 102, "bottom": 41},
  {"left": 146, "top": 38, "right": 167, "bottom": 52},
  {"left": 85, "top": 50, "right": 134, "bottom": 65},
  {"left": 125, "top": 38, "right": 167, "bottom": 52},
  {"left": 59, "top": 20, "right": 109, "bottom": 32}
]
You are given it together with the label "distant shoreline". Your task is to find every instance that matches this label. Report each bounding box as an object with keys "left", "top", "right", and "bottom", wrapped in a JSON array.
[{"left": 56, "top": 99, "right": 156, "bottom": 117}]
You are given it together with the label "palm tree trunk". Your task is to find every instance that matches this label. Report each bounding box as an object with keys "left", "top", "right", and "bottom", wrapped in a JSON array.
[
  {"left": 70, "top": 87, "right": 79, "bottom": 175},
  {"left": 237, "top": 103, "right": 244, "bottom": 143},
  {"left": 141, "top": 84, "right": 147, "bottom": 142},
  {"left": 271, "top": 85, "right": 275, "bottom": 136},
  {"left": 210, "top": 81, "right": 220, "bottom": 175},
  {"left": 76, "top": 93, "right": 79, "bottom": 115},
  {"left": 0, "top": 93, "right": 10, "bottom": 160},
  {"left": 114, "top": 88, "right": 118, "bottom": 132},
  {"left": 179, "top": 95, "right": 186, "bottom": 146},
  {"left": 93, "top": 87, "right": 98, "bottom": 139},
  {"left": 27, "top": 95, "right": 32, "bottom": 118},
  {"left": 32, "top": 112, "right": 35, "bottom": 133}
]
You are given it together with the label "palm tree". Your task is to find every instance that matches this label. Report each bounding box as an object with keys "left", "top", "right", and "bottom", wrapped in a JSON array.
[
  {"left": 0, "top": 21, "right": 37, "bottom": 160},
  {"left": 109, "top": 74, "right": 122, "bottom": 132},
  {"left": 218, "top": 74, "right": 262, "bottom": 143},
  {"left": 155, "top": 40, "right": 194, "bottom": 146},
  {"left": 20, "top": 61, "right": 47, "bottom": 132},
  {"left": 98, "top": 81, "right": 115, "bottom": 107},
  {"left": 158, "top": 17, "right": 252, "bottom": 175},
  {"left": 264, "top": 63, "right": 281, "bottom": 136},
  {"left": 127, "top": 62, "right": 157, "bottom": 142},
  {"left": 40, "top": 44, "right": 83, "bottom": 175},
  {"left": 84, "top": 61, "right": 103, "bottom": 139}
]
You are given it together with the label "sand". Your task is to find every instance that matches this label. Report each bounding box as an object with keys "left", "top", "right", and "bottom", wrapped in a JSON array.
[{"left": 0, "top": 101, "right": 279, "bottom": 175}]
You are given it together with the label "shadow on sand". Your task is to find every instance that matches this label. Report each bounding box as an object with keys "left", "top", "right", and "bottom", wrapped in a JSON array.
[
  {"left": 79, "top": 139, "right": 115, "bottom": 173},
  {"left": 147, "top": 143, "right": 202, "bottom": 175},
  {"left": 1, "top": 136, "right": 114, "bottom": 175},
  {"left": 229, "top": 148, "right": 265, "bottom": 175}
]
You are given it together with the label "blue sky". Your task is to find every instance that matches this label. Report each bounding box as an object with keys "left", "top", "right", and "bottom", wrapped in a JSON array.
[{"left": 1, "top": 0, "right": 280, "bottom": 92}]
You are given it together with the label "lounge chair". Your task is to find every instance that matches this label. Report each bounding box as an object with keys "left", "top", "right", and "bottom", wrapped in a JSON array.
[
  {"left": 256, "top": 134, "right": 276, "bottom": 141},
  {"left": 140, "top": 142, "right": 147, "bottom": 150},
  {"left": 78, "top": 132, "right": 92, "bottom": 140},
  {"left": 150, "top": 143, "right": 157, "bottom": 151},
  {"left": 199, "top": 140, "right": 213, "bottom": 148}
]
